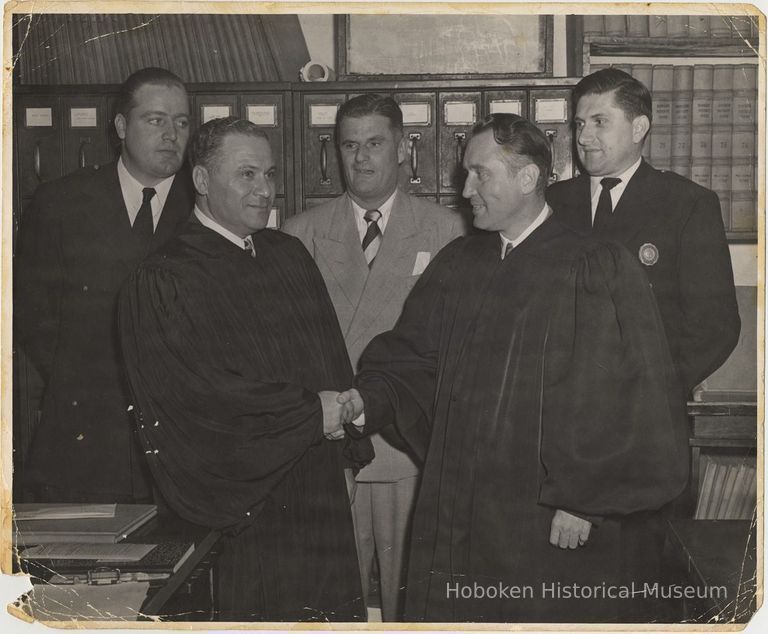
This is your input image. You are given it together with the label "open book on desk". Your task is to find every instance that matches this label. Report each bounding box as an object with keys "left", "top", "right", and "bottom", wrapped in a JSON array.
[{"left": 13, "top": 504, "right": 157, "bottom": 545}]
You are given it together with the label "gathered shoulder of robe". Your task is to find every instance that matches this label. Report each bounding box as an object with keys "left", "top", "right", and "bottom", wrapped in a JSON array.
[
  {"left": 354, "top": 218, "right": 690, "bottom": 623},
  {"left": 118, "top": 222, "right": 365, "bottom": 622}
]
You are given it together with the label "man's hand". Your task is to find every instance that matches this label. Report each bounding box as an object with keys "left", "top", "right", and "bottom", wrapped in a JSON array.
[
  {"left": 337, "top": 388, "right": 365, "bottom": 425},
  {"left": 549, "top": 509, "right": 591, "bottom": 549},
  {"left": 319, "top": 391, "right": 345, "bottom": 440}
]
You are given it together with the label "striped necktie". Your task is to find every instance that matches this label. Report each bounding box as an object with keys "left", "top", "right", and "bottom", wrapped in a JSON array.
[
  {"left": 243, "top": 235, "right": 256, "bottom": 257},
  {"left": 362, "top": 209, "right": 382, "bottom": 267}
]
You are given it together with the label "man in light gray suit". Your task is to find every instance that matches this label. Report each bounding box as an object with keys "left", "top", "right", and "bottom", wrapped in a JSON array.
[{"left": 284, "top": 94, "right": 462, "bottom": 620}]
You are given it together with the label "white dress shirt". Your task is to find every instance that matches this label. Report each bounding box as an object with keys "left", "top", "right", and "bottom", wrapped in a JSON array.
[
  {"left": 194, "top": 206, "right": 252, "bottom": 251},
  {"left": 588, "top": 157, "right": 642, "bottom": 223},
  {"left": 350, "top": 190, "right": 397, "bottom": 240},
  {"left": 117, "top": 157, "right": 175, "bottom": 230},
  {"left": 500, "top": 203, "right": 552, "bottom": 259}
]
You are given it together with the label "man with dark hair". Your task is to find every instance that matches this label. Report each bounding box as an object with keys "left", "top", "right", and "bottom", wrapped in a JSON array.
[
  {"left": 15, "top": 67, "right": 194, "bottom": 503},
  {"left": 338, "top": 113, "right": 689, "bottom": 622},
  {"left": 284, "top": 93, "right": 462, "bottom": 620},
  {"left": 119, "top": 116, "right": 366, "bottom": 621},
  {"left": 548, "top": 67, "right": 739, "bottom": 395}
]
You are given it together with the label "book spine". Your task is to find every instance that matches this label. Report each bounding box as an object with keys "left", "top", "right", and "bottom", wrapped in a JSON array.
[
  {"left": 710, "top": 16, "right": 732, "bottom": 38},
  {"left": 650, "top": 65, "right": 673, "bottom": 169},
  {"left": 627, "top": 16, "right": 649, "bottom": 37},
  {"left": 691, "top": 64, "right": 713, "bottom": 188},
  {"left": 666, "top": 16, "right": 688, "bottom": 37},
  {"left": 604, "top": 16, "right": 626, "bottom": 36},
  {"left": 731, "top": 65, "right": 756, "bottom": 232},
  {"left": 648, "top": 15, "right": 668, "bottom": 37},
  {"left": 671, "top": 65, "right": 693, "bottom": 176},
  {"left": 711, "top": 160, "right": 732, "bottom": 230}
]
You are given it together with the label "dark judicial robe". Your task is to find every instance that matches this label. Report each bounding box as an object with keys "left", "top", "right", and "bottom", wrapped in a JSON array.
[
  {"left": 118, "top": 222, "right": 366, "bottom": 622},
  {"left": 354, "top": 220, "right": 690, "bottom": 623}
]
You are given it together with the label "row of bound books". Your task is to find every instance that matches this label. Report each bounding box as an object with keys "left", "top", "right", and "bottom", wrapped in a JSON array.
[
  {"left": 694, "top": 454, "right": 756, "bottom": 520},
  {"left": 584, "top": 15, "right": 758, "bottom": 39},
  {"left": 590, "top": 62, "right": 757, "bottom": 233}
]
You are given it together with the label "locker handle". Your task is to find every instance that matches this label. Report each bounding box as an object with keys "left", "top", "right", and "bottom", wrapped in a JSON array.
[
  {"left": 545, "top": 129, "right": 558, "bottom": 182},
  {"left": 409, "top": 132, "right": 421, "bottom": 184},
  {"left": 454, "top": 132, "right": 466, "bottom": 169},
  {"left": 33, "top": 142, "right": 41, "bottom": 180},
  {"left": 319, "top": 134, "right": 331, "bottom": 186},
  {"left": 78, "top": 139, "right": 91, "bottom": 169}
]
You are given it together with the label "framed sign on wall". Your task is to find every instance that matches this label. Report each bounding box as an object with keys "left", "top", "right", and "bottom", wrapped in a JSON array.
[{"left": 335, "top": 14, "right": 553, "bottom": 80}]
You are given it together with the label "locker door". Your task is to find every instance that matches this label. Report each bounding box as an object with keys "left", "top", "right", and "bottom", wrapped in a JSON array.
[
  {"left": 438, "top": 92, "right": 481, "bottom": 195},
  {"left": 529, "top": 88, "right": 574, "bottom": 183},
  {"left": 395, "top": 92, "right": 437, "bottom": 196},
  {"left": 301, "top": 93, "right": 346, "bottom": 198},
  {"left": 62, "top": 96, "right": 112, "bottom": 174},
  {"left": 16, "top": 96, "right": 63, "bottom": 200},
  {"left": 241, "top": 93, "right": 287, "bottom": 197}
]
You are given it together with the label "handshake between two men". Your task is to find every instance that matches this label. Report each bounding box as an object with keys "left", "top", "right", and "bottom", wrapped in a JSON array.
[{"left": 318, "top": 389, "right": 365, "bottom": 441}]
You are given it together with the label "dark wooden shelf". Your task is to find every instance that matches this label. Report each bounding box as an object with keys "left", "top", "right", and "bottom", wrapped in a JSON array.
[{"left": 586, "top": 36, "right": 759, "bottom": 58}]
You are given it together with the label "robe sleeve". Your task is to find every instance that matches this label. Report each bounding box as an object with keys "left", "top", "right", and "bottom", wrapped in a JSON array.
[
  {"left": 539, "top": 241, "right": 690, "bottom": 516},
  {"left": 353, "top": 238, "right": 464, "bottom": 462},
  {"left": 118, "top": 263, "right": 328, "bottom": 530}
]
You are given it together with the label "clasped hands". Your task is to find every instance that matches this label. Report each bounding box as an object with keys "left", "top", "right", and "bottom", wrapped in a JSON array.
[{"left": 319, "top": 389, "right": 365, "bottom": 440}]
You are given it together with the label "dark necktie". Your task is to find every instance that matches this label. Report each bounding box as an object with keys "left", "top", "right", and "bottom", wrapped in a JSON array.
[
  {"left": 133, "top": 187, "right": 156, "bottom": 241},
  {"left": 592, "top": 177, "right": 621, "bottom": 232},
  {"left": 362, "top": 209, "right": 382, "bottom": 268}
]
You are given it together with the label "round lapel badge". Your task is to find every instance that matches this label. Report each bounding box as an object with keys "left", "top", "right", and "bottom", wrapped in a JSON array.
[{"left": 638, "top": 243, "right": 659, "bottom": 266}]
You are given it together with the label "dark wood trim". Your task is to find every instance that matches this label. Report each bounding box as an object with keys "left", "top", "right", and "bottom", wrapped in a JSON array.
[
  {"left": 565, "top": 15, "right": 583, "bottom": 78},
  {"left": 586, "top": 36, "right": 759, "bottom": 58}
]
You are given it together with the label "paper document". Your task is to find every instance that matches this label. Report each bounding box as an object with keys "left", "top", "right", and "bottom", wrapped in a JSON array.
[
  {"left": 21, "top": 543, "right": 156, "bottom": 561},
  {"left": 14, "top": 504, "right": 117, "bottom": 520}
]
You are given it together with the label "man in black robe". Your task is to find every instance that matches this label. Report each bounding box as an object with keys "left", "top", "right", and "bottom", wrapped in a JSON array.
[
  {"left": 339, "top": 114, "right": 690, "bottom": 623},
  {"left": 119, "top": 117, "right": 366, "bottom": 622}
]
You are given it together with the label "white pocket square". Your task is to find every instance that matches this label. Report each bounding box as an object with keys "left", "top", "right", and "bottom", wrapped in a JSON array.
[{"left": 412, "top": 251, "right": 431, "bottom": 276}]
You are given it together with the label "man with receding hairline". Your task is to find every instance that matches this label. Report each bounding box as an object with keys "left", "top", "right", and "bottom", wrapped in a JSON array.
[
  {"left": 119, "top": 116, "right": 366, "bottom": 622},
  {"left": 338, "top": 113, "right": 690, "bottom": 622}
]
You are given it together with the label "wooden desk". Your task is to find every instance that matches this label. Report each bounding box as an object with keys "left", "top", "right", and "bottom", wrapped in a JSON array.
[{"left": 665, "top": 519, "right": 757, "bottom": 623}]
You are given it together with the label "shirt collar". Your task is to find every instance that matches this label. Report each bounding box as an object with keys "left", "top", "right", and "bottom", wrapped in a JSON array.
[
  {"left": 589, "top": 157, "right": 642, "bottom": 198},
  {"left": 117, "top": 156, "right": 175, "bottom": 211},
  {"left": 500, "top": 203, "right": 552, "bottom": 257},
  {"left": 350, "top": 189, "right": 398, "bottom": 234},
  {"left": 194, "top": 206, "right": 252, "bottom": 250}
]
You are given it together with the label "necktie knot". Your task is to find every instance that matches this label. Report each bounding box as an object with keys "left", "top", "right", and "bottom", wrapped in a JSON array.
[
  {"left": 134, "top": 188, "right": 157, "bottom": 240},
  {"left": 364, "top": 209, "right": 382, "bottom": 224},
  {"left": 593, "top": 178, "right": 622, "bottom": 231},
  {"left": 243, "top": 235, "right": 256, "bottom": 257},
  {"left": 600, "top": 177, "right": 621, "bottom": 192}
]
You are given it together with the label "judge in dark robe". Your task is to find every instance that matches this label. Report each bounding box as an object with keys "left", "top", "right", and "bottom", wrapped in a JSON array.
[
  {"left": 339, "top": 114, "right": 690, "bottom": 623},
  {"left": 118, "top": 117, "right": 366, "bottom": 622}
]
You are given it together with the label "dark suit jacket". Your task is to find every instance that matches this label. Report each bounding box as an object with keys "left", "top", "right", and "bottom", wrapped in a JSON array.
[
  {"left": 15, "top": 160, "right": 194, "bottom": 501},
  {"left": 547, "top": 160, "right": 740, "bottom": 393}
]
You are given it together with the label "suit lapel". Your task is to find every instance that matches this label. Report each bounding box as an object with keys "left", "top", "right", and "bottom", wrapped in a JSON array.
[
  {"left": 152, "top": 165, "right": 194, "bottom": 247},
  {"left": 79, "top": 162, "right": 133, "bottom": 243},
  {"left": 603, "top": 160, "right": 668, "bottom": 244},
  {"left": 313, "top": 195, "right": 369, "bottom": 310},
  {"left": 555, "top": 174, "right": 592, "bottom": 232},
  {"left": 346, "top": 190, "right": 420, "bottom": 351}
]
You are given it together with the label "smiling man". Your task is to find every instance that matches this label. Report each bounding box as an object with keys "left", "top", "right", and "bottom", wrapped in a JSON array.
[
  {"left": 284, "top": 94, "right": 462, "bottom": 620},
  {"left": 338, "top": 114, "right": 690, "bottom": 622},
  {"left": 15, "top": 67, "right": 195, "bottom": 503},
  {"left": 118, "top": 117, "right": 365, "bottom": 622}
]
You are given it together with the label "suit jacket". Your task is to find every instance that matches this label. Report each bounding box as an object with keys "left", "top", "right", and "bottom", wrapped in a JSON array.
[
  {"left": 283, "top": 190, "right": 463, "bottom": 481},
  {"left": 547, "top": 159, "right": 740, "bottom": 393},
  {"left": 15, "top": 160, "right": 195, "bottom": 501}
]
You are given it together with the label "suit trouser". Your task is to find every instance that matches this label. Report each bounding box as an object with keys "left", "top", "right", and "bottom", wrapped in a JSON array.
[{"left": 352, "top": 477, "right": 418, "bottom": 621}]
